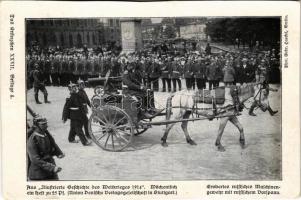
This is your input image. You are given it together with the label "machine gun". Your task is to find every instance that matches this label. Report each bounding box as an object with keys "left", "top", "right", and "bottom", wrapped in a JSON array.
[{"left": 88, "top": 70, "right": 122, "bottom": 93}]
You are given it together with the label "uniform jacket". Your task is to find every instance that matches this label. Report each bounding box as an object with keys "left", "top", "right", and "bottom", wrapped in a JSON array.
[
  {"left": 68, "top": 60, "right": 76, "bottom": 75},
  {"left": 32, "top": 69, "right": 45, "bottom": 87},
  {"left": 122, "top": 70, "right": 143, "bottom": 92},
  {"left": 184, "top": 60, "right": 194, "bottom": 78},
  {"left": 149, "top": 62, "right": 161, "bottom": 78},
  {"left": 171, "top": 61, "right": 182, "bottom": 79},
  {"left": 206, "top": 63, "right": 218, "bottom": 81},
  {"left": 60, "top": 59, "right": 68, "bottom": 74},
  {"left": 78, "top": 89, "right": 91, "bottom": 113},
  {"left": 223, "top": 66, "right": 236, "bottom": 83},
  {"left": 160, "top": 61, "right": 172, "bottom": 78},
  {"left": 44, "top": 60, "right": 52, "bottom": 74},
  {"left": 27, "top": 130, "right": 63, "bottom": 180},
  {"left": 85, "top": 60, "right": 93, "bottom": 75},
  {"left": 51, "top": 59, "right": 60, "bottom": 74},
  {"left": 62, "top": 93, "right": 86, "bottom": 121},
  {"left": 192, "top": 61, "right": 206, "bottom": 79}
]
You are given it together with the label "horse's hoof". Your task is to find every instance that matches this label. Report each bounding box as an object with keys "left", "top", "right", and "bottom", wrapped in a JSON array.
[
  {"left": 187, "top": 139, "right": 197, "bottom": 145},
  {"left": 161, "top": 142, "right": 168, "bottom": 147},
  {"left": 239, "top": 138, "right": 246, "bottom": 149},
  {"left": 217, "top": 145, "right": 226, "bottom": 152}
]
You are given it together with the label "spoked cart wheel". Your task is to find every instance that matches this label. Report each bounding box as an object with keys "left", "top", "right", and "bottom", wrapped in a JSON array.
[{"left": 88, "top": 105, "right": 134, "bottom": 152}]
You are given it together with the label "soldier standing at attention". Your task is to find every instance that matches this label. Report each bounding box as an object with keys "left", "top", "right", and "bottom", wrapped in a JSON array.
[
  {"left": 171, "top": 57, "right": 182, "bottom": 92},
  {"left": 27, "top": 117, "right": 64, "bottom": 180},
  {"left": 184, "top": 56, "right": 195, "bottom": 90},
  {"left": 161, "top": 57, "right": 172, "bottom": 92},
  {"left": 149, "top": 58, "right": 161, "bottom": 92},
  {"left": 77, "top": 80, "right": 91, "bottom": 139},
  {"left": 32, "top": 63, "right": 51, "bottom": 104},
  {"left": 193, "top": 56, "right": 207, "bottom": 90},
  {"left": 62, "top": 83, "right": 92, "bottom": 146}
]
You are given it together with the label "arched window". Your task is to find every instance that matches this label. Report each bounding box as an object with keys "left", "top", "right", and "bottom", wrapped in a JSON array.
[
  {"left": 93, "top": 34, "right": 96, "bottom": 44},
  {"left": 60, "top": 33, "right": 64, "bottom": 46},
  {"left": 69, "top": 34, "right": 73, "bottom": 47},
  {"left": 87, "top": 33, "right": 90, "bottom": 44},
  {"left": 77, "top": 33, "right": 82, "bottom": 47}
]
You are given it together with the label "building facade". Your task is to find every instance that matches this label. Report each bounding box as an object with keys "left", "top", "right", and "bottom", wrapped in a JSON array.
[
  {"left": 98, "top": 18, "right": 121, "bottom": 44},
  {"left": 26, "top": 18, "right": 121, "bottom": 48},
  {"left": 179, "top": 23, "right": 207, "bottom": 40}
]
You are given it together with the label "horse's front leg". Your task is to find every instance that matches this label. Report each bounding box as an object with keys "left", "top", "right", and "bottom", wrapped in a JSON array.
[
  {"left": 181, "top": 110, "right": 196, "bottom": 145},
  {"left": 229, "top": 116, "right": 245, "bottom": 149},
  {"left": 215, "top": 117, "right": 229, "bottom": 152}
]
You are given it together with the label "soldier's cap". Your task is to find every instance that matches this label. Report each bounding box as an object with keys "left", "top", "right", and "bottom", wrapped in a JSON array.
[
  {"left": 77, "top": 79, "right": 85, "bottom": 84},
  {"left": 33, "top": 116, "right": 47, "bottom": 125},
  {"left": 68, "top": 82, "right": 78, "bottom": 88}
]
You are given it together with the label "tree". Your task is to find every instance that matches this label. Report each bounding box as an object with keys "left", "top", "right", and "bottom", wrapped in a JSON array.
[
  {"left": 205, "top": 18, "right": 280, "bottom": 48},
  {"left": 163, "top": 25, "right": 176, "bottom": 39}
]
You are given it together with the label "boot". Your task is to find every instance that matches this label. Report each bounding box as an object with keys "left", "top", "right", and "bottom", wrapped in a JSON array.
[
  {"left": 141, "top": 112, "right": 155, "bottom": 119},
  {"left": 44, "top": 95, "right": 51, "bottom": 104},
  {"left": 248, "top": 103, "right": 256, "bottom": 116},
  {"left": 35, "top": 94, "right": 42, "bottom": 104},
  {"left": 267, "top": 106, "right": 278, "bottom": 116}
]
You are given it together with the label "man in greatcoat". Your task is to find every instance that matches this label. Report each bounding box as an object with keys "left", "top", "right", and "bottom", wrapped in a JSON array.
[{"left": 27, "top": 117, "right": 64, "bottom": 180}]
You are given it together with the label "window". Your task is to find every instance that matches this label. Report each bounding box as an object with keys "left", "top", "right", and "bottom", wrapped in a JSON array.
[{"left": 87, "top": 33, "right": 90, "bottom": 44}]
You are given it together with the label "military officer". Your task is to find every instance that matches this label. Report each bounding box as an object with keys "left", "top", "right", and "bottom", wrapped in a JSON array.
[
  {"left": 32, "top": 63, "right": 51, "bottom": 104},
  {"left": 27, "top": 117, "right": 64, "bottom": 180}
]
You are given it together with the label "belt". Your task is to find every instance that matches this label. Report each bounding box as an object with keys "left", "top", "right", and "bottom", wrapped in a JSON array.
[{"left": 69, "top": 107, "right": 79, "bottom": 110}]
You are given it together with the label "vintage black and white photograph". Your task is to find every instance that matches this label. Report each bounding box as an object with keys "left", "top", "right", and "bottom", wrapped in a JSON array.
[{"left": 25, "top": 17, "right": 281, "bottom": 181}]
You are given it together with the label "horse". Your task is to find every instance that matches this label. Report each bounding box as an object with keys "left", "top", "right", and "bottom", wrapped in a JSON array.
[{"left": 160, "top": 83, "right": 257, "bottom": 151}]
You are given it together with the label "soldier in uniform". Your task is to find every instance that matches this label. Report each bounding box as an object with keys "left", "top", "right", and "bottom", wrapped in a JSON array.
[
  {"left": 161, "top": 57, "right": 172, "bottom": 92},
  {"left": 62, "top": 83, "right": 92, "bottom": 146},
  {"left": 68, "top": 56, "right": 77, "bottom": 84},
  {"left": 206, "top": 59, "right": 218, "bottom": 90},
  {"left": 27, "top": 116, "right": 64, "bottom": 180},
  {"left": 183, "top": 57, "right": 195, "bottom": 90},
  {"left": 193, "top": 56, "right": 207, "bottom": 90},
  {"left": 44, "top": 56, "right": 52, "bottom": 86},
  {"left": 60, "top": 56, "right": 69, "bottom": 86},
  {"left": 51, "top": 55, "right": 61, "bottom": 86},
  {"left": 148, "top": 58, "right": 161, "bottom": 91},
  {"left": 171, "top": 57, "right": 182, "bottom": 92},
  {"left": 77, "top": 79, "right": 91, "bottom": 139},
  {"left": 246, "top": 57, "right": 257, "bottom": 82},
  {"left": 32, "top": 63, "right": 51, "bottom": 104},
  {"left": 122, "top": 64, "right": 162, "bottom": 119}
]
